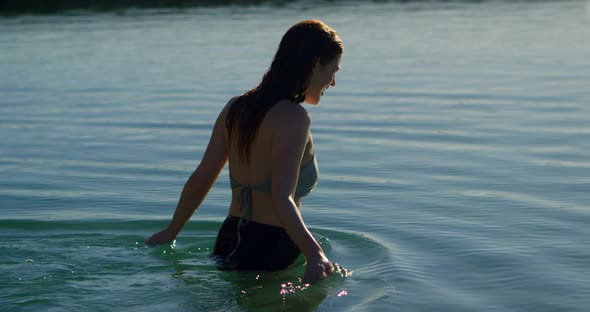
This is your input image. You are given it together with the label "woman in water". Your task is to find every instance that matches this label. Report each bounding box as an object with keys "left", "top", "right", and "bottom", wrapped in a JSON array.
[{"left": 146, "top": 19, "right": 343, "bottom": 284}]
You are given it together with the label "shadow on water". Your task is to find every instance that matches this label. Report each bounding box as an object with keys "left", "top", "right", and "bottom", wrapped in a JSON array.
[{"left": 174, "top": 260, "right": 341, "bottom": 312}]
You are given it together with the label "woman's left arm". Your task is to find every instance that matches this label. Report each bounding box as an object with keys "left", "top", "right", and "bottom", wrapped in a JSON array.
[{"left": 145, "top": 107, "right": 228, "bottom": 245}]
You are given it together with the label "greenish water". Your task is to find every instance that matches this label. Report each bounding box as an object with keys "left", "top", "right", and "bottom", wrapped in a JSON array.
[
  {"left": 1, "top": 0, "right": 590, "bottom": 311},
  {"left": 1, "top": 220, "right": 381, "bottom": 311}
]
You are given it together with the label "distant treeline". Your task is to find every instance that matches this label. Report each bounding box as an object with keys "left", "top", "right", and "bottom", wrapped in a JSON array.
[
  {"left": 0, "top": 0, "right": 553, "bottom": 15},
  {"left": 0, "top": 0, "right": 291, "bottom": 14}
]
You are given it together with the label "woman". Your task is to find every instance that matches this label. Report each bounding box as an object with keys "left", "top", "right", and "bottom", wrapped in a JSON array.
[{"left": 146, "top": 19, "right": 343, "bottom": 284}]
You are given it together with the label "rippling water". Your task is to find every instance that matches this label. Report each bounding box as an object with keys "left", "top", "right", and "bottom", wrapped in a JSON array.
[{"left": 1, "top": 1, "right": 590, "bottom": 311}]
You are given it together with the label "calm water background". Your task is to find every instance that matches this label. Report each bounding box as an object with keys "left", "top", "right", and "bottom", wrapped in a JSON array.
[{"left": 1, "top": 1, "right": 590, "bottom": 311}]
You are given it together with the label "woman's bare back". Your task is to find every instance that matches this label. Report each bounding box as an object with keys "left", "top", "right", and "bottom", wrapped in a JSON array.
[{"left": 222, "top": 98, "right": 314, "bottom": 226}]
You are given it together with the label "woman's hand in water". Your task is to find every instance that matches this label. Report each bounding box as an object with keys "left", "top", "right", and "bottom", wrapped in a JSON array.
[
  {"left": 145, "top": 227, "right": 176, "bottom": 246},
  {"left": 304, "top": 251, "right": 334, "bottom": 284}
]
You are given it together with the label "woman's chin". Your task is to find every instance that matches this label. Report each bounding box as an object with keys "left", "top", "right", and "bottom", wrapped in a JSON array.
[{"left": 304, "top": 94, "right": 321, "bottom": 105}]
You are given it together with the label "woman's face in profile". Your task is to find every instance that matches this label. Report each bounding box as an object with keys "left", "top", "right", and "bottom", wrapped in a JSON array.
[{"left": 305, "top": 54, "right": 342, "bottom": 105}]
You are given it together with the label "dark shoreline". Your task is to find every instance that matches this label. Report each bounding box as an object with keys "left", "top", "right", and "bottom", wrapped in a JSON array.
[
  {"left": 0, "top": 0, "right": 566, "bottom": 15},
  {"left": 0, "top": 0, "right": 289, "bottom": 15}
]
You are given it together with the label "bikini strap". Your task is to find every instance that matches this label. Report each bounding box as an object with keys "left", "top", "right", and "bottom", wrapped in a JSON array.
[{"left": 229, "top": 177, "right": 272, "bottom": 225}]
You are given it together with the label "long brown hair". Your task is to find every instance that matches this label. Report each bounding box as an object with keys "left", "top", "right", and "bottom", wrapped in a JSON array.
[{"left": 226, "top": 19, "right": 343, "bottom": 162}]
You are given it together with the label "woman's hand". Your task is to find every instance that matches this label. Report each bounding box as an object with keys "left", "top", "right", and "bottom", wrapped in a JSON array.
[
  {"left": 145, "top": 227, "right": 176, "bottom": 246},
  {"left": 304, "top": 251, "right": 334, "bottom": 284}
]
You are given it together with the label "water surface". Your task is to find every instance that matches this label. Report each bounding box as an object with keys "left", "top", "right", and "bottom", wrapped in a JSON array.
[{"left": 1, "top": 1, "right": 590, "bottom": 311}]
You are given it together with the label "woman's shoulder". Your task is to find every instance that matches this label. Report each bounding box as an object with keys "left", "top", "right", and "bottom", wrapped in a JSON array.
[
  {"left": 222, "top": 96, "right": 240, "bottom": 112},
  {"left": 268, "top": 99, "right": 311, "bottom": 126},
  {"left": 217, "top": 96, "right": 240, "bottom": 121}
]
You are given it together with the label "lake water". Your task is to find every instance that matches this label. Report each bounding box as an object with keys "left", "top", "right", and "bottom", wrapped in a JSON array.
[{"left": 1, "top": 1, "right": 590, "bottom": 311}]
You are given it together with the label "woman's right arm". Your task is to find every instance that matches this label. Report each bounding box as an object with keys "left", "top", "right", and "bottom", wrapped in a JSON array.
[
  {"left": 270, "top": 104, "right": 333, "bottom": 284},
  {"left": 145, "top": 105, "right": 229, "bottom": 245}
]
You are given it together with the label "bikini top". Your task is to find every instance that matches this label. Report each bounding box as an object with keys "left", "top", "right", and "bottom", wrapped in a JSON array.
[{"left": 229, "top": 155, "right": 319, "bottom": 222}]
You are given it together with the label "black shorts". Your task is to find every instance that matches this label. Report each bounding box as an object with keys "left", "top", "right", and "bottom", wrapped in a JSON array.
[{"left": 211, "top": 216, "right": 301, "bottom": 271}]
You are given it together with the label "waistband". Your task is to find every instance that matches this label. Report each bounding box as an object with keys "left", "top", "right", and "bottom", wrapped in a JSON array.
[{"left": 224, "top": 215, "right": 284, "bottom": 230}]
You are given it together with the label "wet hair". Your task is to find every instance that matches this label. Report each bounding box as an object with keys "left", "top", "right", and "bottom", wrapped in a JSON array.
[{"left": 226, "top": 19, "right": 343, "bottom": 162}]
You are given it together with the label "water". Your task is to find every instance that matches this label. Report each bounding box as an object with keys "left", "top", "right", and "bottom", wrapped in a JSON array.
[{"left": 1, "top": 1, "right": 590, "bottom": 311}]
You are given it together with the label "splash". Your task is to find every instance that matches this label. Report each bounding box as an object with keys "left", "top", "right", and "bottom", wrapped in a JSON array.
[
  {"left": 334, "top": 262, "right": 353, "bottom": 278},
  {"left": 280, "top": 279, "right": 311, "bottom": 300}
]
